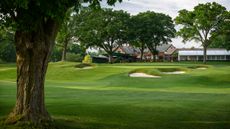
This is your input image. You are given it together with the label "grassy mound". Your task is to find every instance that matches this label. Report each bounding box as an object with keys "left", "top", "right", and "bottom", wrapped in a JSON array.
[
  {"left": 187, "top": 65, "right": 209, "bottom": 69},
  {"left": 157, "top": 67, "right": 187, "bottom": 72},
  {"left": 75, "top": 63, "right": 95, "bottom": 69}
]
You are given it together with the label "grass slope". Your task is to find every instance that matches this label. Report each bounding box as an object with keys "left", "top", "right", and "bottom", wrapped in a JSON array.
[{"left": 0, "top": 62, "right": 230, "bottom": 129}]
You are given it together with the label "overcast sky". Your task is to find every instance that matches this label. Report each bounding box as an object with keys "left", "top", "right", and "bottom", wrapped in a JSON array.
[{"left": 103, "top": 0, "right": 230, "bottom": 48}]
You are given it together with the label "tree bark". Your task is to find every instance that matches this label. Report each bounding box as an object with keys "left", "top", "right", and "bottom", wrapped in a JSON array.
[
  {"left": 6, "top": 19, "right": 59, "bottom": 124},
  {"left": 108, "top": 44, "right": 114, "bottom": 64},
  {"left": 140, "top": 43, "right": 144, "bottom": 61},
  {"left": 203, "top": 46, "right": 207, "bottom": 64},
  {"left": 61, "top": 39, "right": 68, "bottom": 61},
  {"left": 153, "top": 53, "right": 156, "bottom": 62},
  {"left": 153, "top": 44, "right": 157, "bottom": 62},
  {"left": 108, "top": 54, "right": 113, "bottom": 64}
]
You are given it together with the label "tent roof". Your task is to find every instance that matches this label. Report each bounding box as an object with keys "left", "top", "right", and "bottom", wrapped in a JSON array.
[{"left": 178, "top": 49, "right": 230, "bottom": 56}]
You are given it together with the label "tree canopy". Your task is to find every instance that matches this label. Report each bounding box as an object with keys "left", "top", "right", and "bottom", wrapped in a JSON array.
[
  {"left": 76, "top": 8, "right": 130, "bottom": 63},
  {"left": 0, "top": 27, "right": 15, "bottom": 62},
  {"left": 210, "top": 11, "right": 230, "bottom": 50},
  {"left": 0, "top": 0, "right": 122, "bottom": 126},
  {"left": 131, "top": 11, "right": 175, "bottom": 61},
  {"left": 56, "top": 8, "right": 80, "bottom": 61},
  {"left": 175, "top": 2, "right": 228, "bottom": 63},
  {"left": 0, "top": 0, "right": 122, "bottom": 30}
]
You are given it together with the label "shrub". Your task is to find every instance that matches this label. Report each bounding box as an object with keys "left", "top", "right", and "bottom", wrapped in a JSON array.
[
  {"left": 92, "top": 56, "right": 108, "bottom": 63},
  {"left": 0, "top": 40, "right": 16, "bottom": 62},
  {"left": 82, "top": 54, "right": 92, "bottom": 64},
  {"left": 50, "top": 46, "right": 62, "bottom": 62},
  {"left": 0, "top": 59, "right": 4, "bottom": 63},
  {"left": 66, "top": 53, "right": 83, "bottom": 62}
]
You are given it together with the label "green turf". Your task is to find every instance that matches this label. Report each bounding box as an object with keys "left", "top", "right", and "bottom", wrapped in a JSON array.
[{"left": 0, "top": 61, "right": 230, "bottom": 129}]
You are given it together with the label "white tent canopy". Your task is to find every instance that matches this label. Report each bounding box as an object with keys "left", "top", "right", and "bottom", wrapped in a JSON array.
[
  {"left": 178, "top": 49, "right": 230, "bottom": 61},
  {"left": 178, "top": 49, "right": 230, "bottom": 56}
]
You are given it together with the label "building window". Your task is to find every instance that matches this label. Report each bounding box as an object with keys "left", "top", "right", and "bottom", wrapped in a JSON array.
[
  {"left": 189, "top": 56, "right": 197, "bottom": 61},
  {"left": 221, "top": 56, "right": 225, "bottom": 60},
  {"left": 211, "top": 56, "right": 215, "bottom": 60},
  {"left": 227, "top": 55, "right": 230, "bottom": 60},
  {"left": 207, "top": 56, "right": 212, "bottom": 60},
  {"left": 198, "top": 56, "right": 203, "bottom": 61},
  {"left": 180, "top": 56, "right": 187, "bottom": 61},
  {"left": 217, "top": 56, "right": 221, "bottom": 60}
]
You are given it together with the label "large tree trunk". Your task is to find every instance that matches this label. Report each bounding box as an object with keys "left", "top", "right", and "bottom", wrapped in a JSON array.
[
  {"left": 140, "top": 43, "right": 144, "bottom": 61},
  {"left": 108, "top": 54, "right": 113, "bottom": 64},
  {"left": 61, "top": 39, "right": 68, "bottom": 61},
  {"left": 153, "top": 53, "right": 156, "bottom": 62},
  {"left": 153, "top": 44, "right": 157, "bottom": 62},
  {"left": 6, "top": 19, "right": 59, "bottom": 124},
  {"left": 203, "top": 46, "right": 207, "bottom": 64}
]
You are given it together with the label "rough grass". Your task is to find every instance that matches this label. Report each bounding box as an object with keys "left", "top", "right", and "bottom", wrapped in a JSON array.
[
  {"left": 157, "top": 67, "right": 188, "bottom": 72},
  {"left": 75, "top": 63, "right": 95, "bottom": 68},
  {"left": 187, "top": 65, "right": 210, "bottom": 69},
  {"left": 0, "top": 62, "right": 230, "bottom": 129}
]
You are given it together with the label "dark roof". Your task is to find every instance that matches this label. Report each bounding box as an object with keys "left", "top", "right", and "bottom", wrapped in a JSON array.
[
  {"left": 120, "top": 46, "right": 140, "bottom": 54},
  {"left": 143, "top": 44, "right": 172, "bottom": 53},
  {"left": 157, "top": 44, "right": 172, "bottom": 52},
  {"left": 118, "top": 44, "right": 174, "bottom": 54}
]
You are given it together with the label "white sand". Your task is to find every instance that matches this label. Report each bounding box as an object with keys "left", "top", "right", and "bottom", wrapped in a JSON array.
[
  {"left": 196, "top": 68, "right": 207, "bottom": 70},
  {"left": 129, "top": 73, "right": 161, "bottom": 78},
  {"left": 162, "top": 71, "right": 185, "bottom": 74},
  {"left": 82, "top": 67, "right": 93, "bottom": 69}
]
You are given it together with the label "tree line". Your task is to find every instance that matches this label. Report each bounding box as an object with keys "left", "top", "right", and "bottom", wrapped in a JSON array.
[
  {"left": 0, "top": 0, "right": 229, "bottom": 126},
  {"left": 56, "top": 8, "right": 176, "bottom": 63},
  {"left": 55, "top": 2, "right": 230, "bottom": 64},
  {"left": 1, "top": 3, "right": 229, "bottom": 64}
]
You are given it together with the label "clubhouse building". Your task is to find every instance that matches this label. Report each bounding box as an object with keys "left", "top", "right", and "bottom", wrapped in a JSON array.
[
  {"left": 109, "top": 44, "right": 230, "bottom": 62},
  {"left": 116, "top": 44, "right": 177, "bottom": 61},
  {"left": 177, "top": 49, "right": 230, "bottom": 61}
]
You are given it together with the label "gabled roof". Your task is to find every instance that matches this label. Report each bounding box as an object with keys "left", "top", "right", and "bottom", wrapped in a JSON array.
[
  {"left": 143, "top": 44, "right": 173, "bottom": 53},
  {"left": 157, "top": 44, "right": 172, "bottom": 52},
  {"left": 118, "top": 44, "right": 174, "bottom": 55},
  {"left": 120, "top": 46, "right": 140, "bottom": 55}
]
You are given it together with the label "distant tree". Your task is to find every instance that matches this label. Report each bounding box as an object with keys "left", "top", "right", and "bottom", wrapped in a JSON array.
[
  {"left": 0, "top": 0, "right": 121, "bottom": 125},
  {"left": 210, "top": 35, "right": 230, "bottom": 50},
  {"left": 77, "top": 9, "right": 130, "bottom": 63},
  {"left": 68, "top": 43, "right": 86, "bottom": 55},
  {"left": 129, "top": 15, "right": 147, "bottom": 61},
  {"left": 56, "top": 8, "right": 79, "bottom": 61},
  {"left": 175, "top": 2, "right": 228, "bottom": 63},
  {"left": 131, "top": 11, "right": 175, "bottom": 62},
  {"left": 0, "top": 28, "right": 15, "bottom": 62},
  {"left": 130, "top": 40, "right": 146, "bottom": 61},
  {"left": 210, "top": 11, "right": 230, "bottom": 50},
  {"left": 50, "top": 45, "right": 62, "bottom": 62}
]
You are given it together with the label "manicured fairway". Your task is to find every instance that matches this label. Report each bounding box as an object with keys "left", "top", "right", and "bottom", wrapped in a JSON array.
[{"left": 0, "top": 62, "right": 230, "bottom": 129}]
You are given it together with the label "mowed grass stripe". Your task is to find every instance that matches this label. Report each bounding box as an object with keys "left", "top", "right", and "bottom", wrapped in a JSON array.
[{"left": 0, "top": 62, "right": 230, "bottom": 129}]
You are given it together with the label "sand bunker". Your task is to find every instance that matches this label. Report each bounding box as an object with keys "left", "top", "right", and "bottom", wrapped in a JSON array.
[
  {"left": 162, "top": 71, "right": 186, "bottom": 74},
  {"left": 196, "top": 67, "right": 207, "bottom": 70},
  {"left": 82, "top": 67, "right": 93, "bottom": 69},
  {"left": 129, "top": 73, "right": 161, "bottom": 78}
]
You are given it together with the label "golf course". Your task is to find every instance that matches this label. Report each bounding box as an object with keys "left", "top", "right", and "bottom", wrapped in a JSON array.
[{"left": 0, "top": 62, "right": 230, "bottom": 129}]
